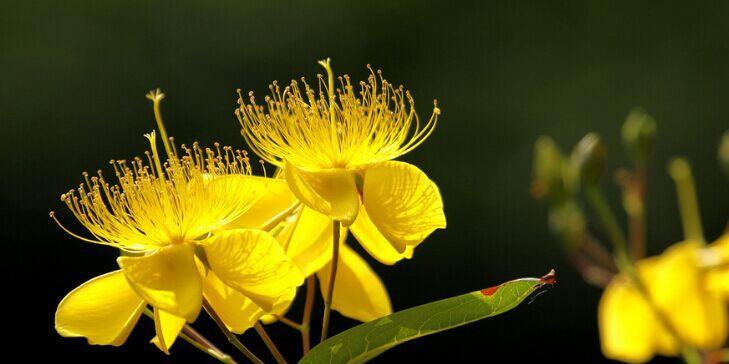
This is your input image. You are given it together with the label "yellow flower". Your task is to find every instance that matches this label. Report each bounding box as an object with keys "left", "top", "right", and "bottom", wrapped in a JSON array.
[
  {"left": 705, "top": 233, "right": 729, "bottom": 299},
  {"left": 598, "top": 238, "right": 729, "bottom": 363},
  {"left": 214, "top": 178, "right": 391, "bottom": 329},
  {"left": 236, "top": 59, "right": 446, "bottom": 264},
  {"left": 53, "top": 132, "right": 303, "bottom": 352}
]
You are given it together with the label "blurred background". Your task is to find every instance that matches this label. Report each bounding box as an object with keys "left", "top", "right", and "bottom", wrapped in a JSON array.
[{"left": 2, "top": 1, "right": 728, "bottom": 362}]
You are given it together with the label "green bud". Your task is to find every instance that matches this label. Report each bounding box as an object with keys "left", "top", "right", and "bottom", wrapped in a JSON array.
[
  {"left": 720, "top": 130, "right": 729, "bottom": 179},
  {"left": 532, "top": 136, "right": 568, "bottom": 200},
  {"left": 621, "top": 108, "right": 657, "bottom": 165},
  {"left": 571, "top": 132, "right": 607, "bottom": 187},
  {"left": 547, "top": 199, "right": 586, "bottom": 251}
]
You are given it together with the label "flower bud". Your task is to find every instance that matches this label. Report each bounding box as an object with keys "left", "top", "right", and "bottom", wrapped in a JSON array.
[
  {"left": 621, "top": 108, "right": 656, "bottom": 165},
  {"left": 571, "top": 133, "right": 607, "bottom": 187},
  {"left": 532, "top": 136, "right": 568, "bottom": 200},
  {"left": 548, "top": 199, "right": 586, "bottom": 250},
  {"left": 720, "top": 130, "right": 729, "bottom": 179}
]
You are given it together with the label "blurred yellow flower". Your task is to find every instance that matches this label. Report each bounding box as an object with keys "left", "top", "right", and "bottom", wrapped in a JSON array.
[
  {"left": 598, "top": 237, "right": 729, "bottom": 363},
  {"left": 236, "top": 59, "right": 446, "bottom": 264},
  {"left": 705, "top": 233, "right": 729, "bottom": 299},
  {"left": 53, "top": 132, "right": 303, "bottom": 352}
]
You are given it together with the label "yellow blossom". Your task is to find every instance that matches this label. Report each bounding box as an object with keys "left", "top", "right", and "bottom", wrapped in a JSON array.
[
  {"left": 704, "top": 233, "right": 729, "bottom": 300},
  {"left": 598, "top": 238, "right": 729, "bottom": 363},
  {"left": 212, "top": 177, "right": 391, "bottom": 330},
  {"left": 53, "top": 128, "right": 303, "bottom": 352},
  {"left": 236, "top": 59, "right": 446, "bottom": 264}
]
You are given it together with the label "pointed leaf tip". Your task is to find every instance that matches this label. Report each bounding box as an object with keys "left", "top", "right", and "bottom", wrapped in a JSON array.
[
  {"left": 541, "top": 269, "right": 557, "bottom": 284},
  {"left": 480, "top": 269, "right": 556, "bottom": 297},
  {"left": 301, "top": 270, "right": 555, "bottom": 363}
]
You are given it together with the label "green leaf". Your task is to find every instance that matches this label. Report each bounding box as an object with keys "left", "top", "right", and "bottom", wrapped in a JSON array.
[{"left": 300, "top": 269, "right": 556, "bottom": 364}]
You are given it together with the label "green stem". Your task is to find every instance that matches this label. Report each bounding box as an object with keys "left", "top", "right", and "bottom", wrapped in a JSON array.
[
  {"left": 142, "top": 309, "right": 236, "bottom": 364},
  {"left": 254, "top": 322, "right": 287, "bottom": 364},
  {"left": 668, "top": 158, "right": 705, "bottom": 243},
  {"left": 623, "top": 166, "right": 647, "bottom": 259},
  {"left": 320, "top": 221, "right": 341, "bottom": 342},
  {"left": 585, "top": 186, "right": 631, "bottom": 271},
  {"left": 681, "top": 347, "right": 703, "bottom": 364},
  {"left": 203, "top": 299, "right": 264, "bottom": 364}
]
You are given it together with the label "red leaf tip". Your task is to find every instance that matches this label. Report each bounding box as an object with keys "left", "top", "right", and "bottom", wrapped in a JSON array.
[
  {"left": 540, "top": 269, "right": 556, "bottom": 285},
  {"left": 480, "top": 269, "right": 556, "bottom": 296}
]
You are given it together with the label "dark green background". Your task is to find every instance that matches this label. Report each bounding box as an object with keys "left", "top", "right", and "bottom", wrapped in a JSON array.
[{"left": 3, "top": 1, "right": 728, "bottom": 362}]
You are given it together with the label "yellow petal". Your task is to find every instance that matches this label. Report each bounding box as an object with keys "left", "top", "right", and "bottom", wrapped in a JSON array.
[
  {"left": 706, "top": 233, "right": 729, "bottom": 298},
  {"left": 151, "top": 308, "right": 186, "bottom": 353},
  {"left": 55, "top": 270, "right": 145, "bottom": 346},
  {"left": 224, "top": 176, "right": 297, "bottom": 230},
  {"left": 316, "top": 244, "right": 392, "bottom": 322},
  {"left": 204, "top": 228, "right": 304, "bottom": 311},
  {"left": 598, "top": 275, "right": 658, "bottom": 363},
  {"left": 706, "top": 269, "right": 729, "bottom": 299},
  {"left": 117, "top": 243, "right": 202, "bottom": 322},
  {"left": 285, "top": 207, "right": 348, "bottom": 276},
  {"left": 351, "top": 207, "right": 414, "bottom": 265},
  {"left": 361, "top": 161, "right": 446, "bottom": 253},
  {"left": 202, "top": 270, "right": 264, "bottom": 334},
  {"left": 260, "top": 287, "right": 297, "bottom": 325},
  {"left": 712, "top": 232, "right": 729, "bottom": 259},
  {"left": 284, "top": 162, "right": 359, "bottom": 226},
  {"left": 638, "top": 241, "right": 727, "bottom": 350}
]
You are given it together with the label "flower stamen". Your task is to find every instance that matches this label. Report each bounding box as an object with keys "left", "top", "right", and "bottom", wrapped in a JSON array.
[{"left": 236, "top": 61, "right": 440, "bottom": 171}]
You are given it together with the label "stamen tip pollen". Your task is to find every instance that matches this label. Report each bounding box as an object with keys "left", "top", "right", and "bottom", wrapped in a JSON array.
[{"left": 145, "top": 88, "right": 165, "bottom": 102}]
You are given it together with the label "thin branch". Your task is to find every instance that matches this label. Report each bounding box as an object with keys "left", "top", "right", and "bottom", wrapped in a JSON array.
[
  {"left": 273, "top": 315, "right": 303, "bottom": 331},
  {"left": 203, "top": 299, "right": 264, "bottom": 364},
  {"left": 320, "top": 221, "right": 341, "bottom": 342},
  {"left": 302, "top": 276, "right": 316, "bottom": 354},
  {"left": 254, "top": 322, "right": 287, "bottom": 364},
  {"left": 142, "top": 308, "right": 236, "bottom": 364}
]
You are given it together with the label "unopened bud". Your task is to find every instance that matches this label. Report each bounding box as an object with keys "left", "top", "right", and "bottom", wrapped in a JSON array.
[
  {"left": 532, "top": 136, "right": 568, "bottom": 200},
  {"left": 548, "top": 200, "right": 586, "bottom": 251},
  {"left": 621, "top": 108, "right": 657, "bottom": 165},
  {"left": 720, "top": 131, "right": 729, "bottom": 179},
  {"left": 571, "top": 133, "right": 607, "bottom": 187}
]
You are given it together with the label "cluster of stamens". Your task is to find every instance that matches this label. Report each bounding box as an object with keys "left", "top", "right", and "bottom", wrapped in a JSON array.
[
  {"left": 236, "top": 64, "right": 440, "bottom": 171},
  {"left": 51, "top": 131, "right": 257, "bottom": 251}
]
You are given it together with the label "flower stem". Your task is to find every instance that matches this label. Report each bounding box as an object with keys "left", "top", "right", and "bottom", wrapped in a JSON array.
[
  {"left": 301, "top": 276, "right": 316, "bottom": 354},
  {"left": 274, "top": 315, "right": 303, "bottom": 331},
  {"left": 254, "top": 322, "right": 287, "bottom": 364},
  {"left": 271, "top": 276, "right": 317, "bottom": 355},
  {"left": 585, "top": 186, "right": 631, "bottom": 270},
  {"left": 178, "top": 330, "right": 238, "bottom": 364},
  {"left": 203, "top": 299, "right": 264, "bottom": 364},
  {"left": 668, "top": 158, "right": 705, "bottom": 243},
  {"left": 320, "top": 221, "right": 341, "bottom": 342},
  {"left": 142, "top": 308, "right": 236, "bottom": 364},
  {"left": 617, "top": 166, "right": 648, "bottom": 259}
]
